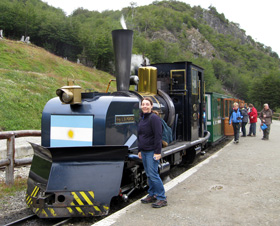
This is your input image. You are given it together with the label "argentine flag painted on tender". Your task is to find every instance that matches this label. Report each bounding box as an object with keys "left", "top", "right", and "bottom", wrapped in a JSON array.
[{"left": 50, "top": 115, "right": 93, "bottom": 147}]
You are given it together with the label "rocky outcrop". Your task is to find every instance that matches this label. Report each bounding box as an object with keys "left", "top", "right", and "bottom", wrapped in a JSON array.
[
  {"left": 151, "top": 29, "right": 178, "bottom": 43},
  {"left": 195, "top": 8, "right": 249, "bottom": 45},
  {"left": 185, "top": 28, "right": 218, "bottom": 59},
  {"left": 147, "top": 7, "right": 256, "bottom": 60},
  {"left": 149, "top": 28, "right": 218, "bottom": 60}
]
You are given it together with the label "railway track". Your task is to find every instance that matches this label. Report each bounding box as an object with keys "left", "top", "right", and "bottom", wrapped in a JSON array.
[
  {"left": 3, "top": 214, "right": 72, "bottom": 226},
  {"left": 3, "top": 214, "right": 36, "bottom": 226}
]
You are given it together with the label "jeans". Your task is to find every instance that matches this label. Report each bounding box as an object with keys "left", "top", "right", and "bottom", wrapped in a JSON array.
[
  {"left": 249, "top": 123, "right": 256, "bottom": 135},
  {"left": 141, "top": 151, "right": 166, "bottom": 200},
  {"left": 241, "top": 122, "right": 247, "bottom": 136},
  {"left": 232, "top": 123, "right": 240, "bottom": 141},
  {"left": 263, "top": 124, "right": 271, "bottom": 139}
]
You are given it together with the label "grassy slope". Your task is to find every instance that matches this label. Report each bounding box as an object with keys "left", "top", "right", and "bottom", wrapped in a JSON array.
[{"left": 0, "top": 39, "right": 116, "bottom": 131}]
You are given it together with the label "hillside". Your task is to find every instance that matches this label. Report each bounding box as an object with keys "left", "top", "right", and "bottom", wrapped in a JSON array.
[
  {"left": 1, "top": 0, "right": 280, "bottom": 130},
  {"left": 0, "top": 39, "right": 116, "bottom": 131},
  {"left": 1, "top": 0, "right": 279, "bottom": 108}
]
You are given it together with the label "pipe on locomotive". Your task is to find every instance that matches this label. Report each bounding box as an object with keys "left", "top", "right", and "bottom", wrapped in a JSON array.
[
  {"left": 112, "top": 29, "right": 134, "bottom": 92},
  {"left": 111, "top": 29, "right": 157, "bottom": 94}
]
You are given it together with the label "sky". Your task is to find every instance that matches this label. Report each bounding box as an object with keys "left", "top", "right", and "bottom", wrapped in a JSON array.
[{"left": 42, "top": 0, "right": 280, "bottom": 56}]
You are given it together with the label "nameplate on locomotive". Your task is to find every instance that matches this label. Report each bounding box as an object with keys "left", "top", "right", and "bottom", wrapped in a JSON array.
[{"left": 115, "top": 115, "right": 135, "bottom": 124}]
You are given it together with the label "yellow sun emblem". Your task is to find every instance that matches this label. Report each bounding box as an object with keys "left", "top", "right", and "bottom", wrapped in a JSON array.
[{"left": 68, "top": 129, "right": 74, "bottom": 139}]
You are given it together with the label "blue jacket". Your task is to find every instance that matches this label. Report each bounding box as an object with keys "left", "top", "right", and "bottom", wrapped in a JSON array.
[
  {"left": 137, "top": 112, "right": 162, "bottom": 154},
  {"left": 229, "top": 108, "right": 243, "bottom": 124}
]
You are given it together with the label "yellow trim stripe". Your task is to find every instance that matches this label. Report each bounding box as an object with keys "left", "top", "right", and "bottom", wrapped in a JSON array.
[
  {"left": 70, "top": 202, "right": 85, "bottom": 215},
  {"left": 30, "top": 186, "right": 38, "bottom": 196},
  {"left": 75, "top": 207, "right": 85, "bottom": 215},
  {"left": 26, "top": 194, "right": 30, "bottom": 203},
  {"left": 27, "top": 186, "right": 39, "bottom": 205},
  {"left": 41, "top": 209, "right": 48, "bottom": 217},
  {"left": 48, "top": 208, "right": 57, "bottom": 217},
  {"left": 94, "top": 206, "right": 101, "bottom": 212},
  {"left": 27, "top": 197, "right": 32, "bottom": 205},
  {"left": 88, "top": 191, "right": 95, "bottom": 199},
  {"left": 67, "top": 207, "right": 73, "bottom": 214},
  {"left": 72, "top": 192, "right": 84, "bottom": 205},
  {"left": 33, "top": 187, "right": 40, "bottom": 197},
  {"left": 80, "top": 192, "right": 93, "bottom": 205},
  {"left": 151, "top": 96, "right": 160, "bottom": 107}
]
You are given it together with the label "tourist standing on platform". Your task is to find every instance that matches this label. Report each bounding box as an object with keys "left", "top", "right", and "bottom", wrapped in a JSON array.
[
  {"left": 259, "top": 103, "right": 273, "bottom": 140},
  {"left": 247, "top": 103, "right": 258, "bottom": 136},
  {"left": 137, "top": 97, "right": 167, "bottom": 208},
  {"left": 240, "top": 103, "right": 249, "bottom": 137},
  {"left": 229, "top": 102, "right": 243, "bottom": 143},
  {"left": 203, "top": 106, "right": 207, "bottom": 132}
]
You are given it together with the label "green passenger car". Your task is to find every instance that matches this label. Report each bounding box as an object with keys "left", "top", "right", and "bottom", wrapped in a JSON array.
[{"left": 205, "top": 92, "right": 226, "bottom": 144}]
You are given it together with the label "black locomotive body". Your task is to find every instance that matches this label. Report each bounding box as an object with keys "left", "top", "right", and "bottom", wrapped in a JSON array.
[{"left": 26, "top": 29, "right": 210, "bottom": 218}]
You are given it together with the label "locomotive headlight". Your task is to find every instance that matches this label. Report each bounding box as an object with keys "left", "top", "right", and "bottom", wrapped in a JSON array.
[
  {"left": 56, "top": 89, "right": 73, "bottom": 104},
  {"left": 56, "top": 81, "right": 82, "bottom": 104}
]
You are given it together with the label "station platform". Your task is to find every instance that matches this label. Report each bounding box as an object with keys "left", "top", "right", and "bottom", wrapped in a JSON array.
[{"left": 94, "top": 120, "right": 280, "bottom": 226}]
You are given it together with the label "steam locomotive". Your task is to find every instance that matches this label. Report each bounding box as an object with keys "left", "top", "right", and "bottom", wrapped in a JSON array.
[{"left": 26, "top": 29, "right": 210, "bottom": 218}]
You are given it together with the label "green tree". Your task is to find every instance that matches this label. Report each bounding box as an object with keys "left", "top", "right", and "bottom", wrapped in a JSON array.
[{"left": 249, "top": 72, "right": 280, "bottom": 111}]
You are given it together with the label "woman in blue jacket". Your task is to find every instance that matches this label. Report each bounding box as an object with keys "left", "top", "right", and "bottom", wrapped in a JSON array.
[
  {"left": 229, "top": 102, "right": 243, "bottom": 143},
  {"left": 137, "top": 97, "right": 167, "bottom": 208}
]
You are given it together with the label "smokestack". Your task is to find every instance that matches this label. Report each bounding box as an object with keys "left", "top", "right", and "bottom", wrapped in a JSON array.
[{"left": 112, "top": 29, "right": 133, "bottom": 92}]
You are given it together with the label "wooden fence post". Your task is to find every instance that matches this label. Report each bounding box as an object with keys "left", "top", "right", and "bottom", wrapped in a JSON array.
[{"left": 6, "top": 133, "right": 15, "bottom": 185}]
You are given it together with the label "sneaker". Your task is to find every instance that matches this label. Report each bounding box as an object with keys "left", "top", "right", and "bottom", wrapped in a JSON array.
[
  {"left": 152, "top": 199, "right": 167, "bottom": 208},
  {"left": 247, "top": 134, "right": 251, "bottom": 136},
  {"left": 241, "top": 135, "right": 246, "bottom": 137},
  {"left": 141, "top": 195, "right": 157, "bottom": 204},
  {"left": 236, "top": 140, "right": 239, "bottom": 143}
]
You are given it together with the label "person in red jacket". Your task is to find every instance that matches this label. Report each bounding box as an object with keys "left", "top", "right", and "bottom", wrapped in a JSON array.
[{"left": 247, "top": 103, "right": 258, "bottom": 136}]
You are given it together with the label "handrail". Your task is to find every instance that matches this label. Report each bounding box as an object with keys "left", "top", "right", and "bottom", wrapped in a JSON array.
[
  {"left": 258, "top": 112, "right": 280, "bottom": 121},
  {"left": 0, "top": 130, "right": 41, "bottom": 185},
  {"left": 272, "top": 112, "right": 280, "bottom": 120}
]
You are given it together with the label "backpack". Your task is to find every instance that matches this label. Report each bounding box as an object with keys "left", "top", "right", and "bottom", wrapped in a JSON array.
[{"left": 148, "top": 113, "right": 173, "bottom": 147}]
